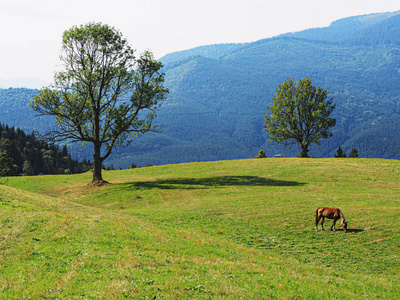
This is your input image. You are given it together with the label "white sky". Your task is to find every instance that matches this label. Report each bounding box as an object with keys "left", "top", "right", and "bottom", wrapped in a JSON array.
[{"left": 0, "top": 0, "right": 399, "bottom": 82}]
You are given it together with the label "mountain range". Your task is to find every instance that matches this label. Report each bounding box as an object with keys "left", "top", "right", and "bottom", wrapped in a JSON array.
[
  {"left": 1, "top": 11, "right": 400, "bottom": 167},
  {"left": 0, "top": 78, "right": 49, "bottom": 89}
]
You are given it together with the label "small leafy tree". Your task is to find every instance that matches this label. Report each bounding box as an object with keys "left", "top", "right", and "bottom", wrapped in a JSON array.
[
  {"left": 128, "top": 163, "right": 137, "bottom": 169},
  {"left": 334, "top": 146, "right": 347, "bottom": 158},
  {"left": 349, "top": 147, "right": 359, "bottom": 158},
  {"left": 264, "top": 77, "right": 336, "bottom": 157},
  {"left": 31, "top": 23, "right": 168, "bottom": 184},
  {"left": 255, "top": 150, "right": 267, "bottom": 158}
]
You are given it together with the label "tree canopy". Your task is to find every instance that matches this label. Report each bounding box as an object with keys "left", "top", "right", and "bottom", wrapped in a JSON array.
[
  {"left": 31, "top": 22, "right": 168, "bottom": 184},
  {"left": 264, "top": 77, "right": 336, "bottom": 157}
]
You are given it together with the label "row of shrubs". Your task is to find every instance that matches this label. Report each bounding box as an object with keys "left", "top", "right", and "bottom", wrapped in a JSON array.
[{"left": 255, "top": 146, "right": 359, "bottom": 159}]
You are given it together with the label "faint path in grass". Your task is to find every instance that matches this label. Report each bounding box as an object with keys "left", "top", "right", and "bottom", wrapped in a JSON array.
[{"left": 346, "top": 228, "right": 364, "bottom": 233}]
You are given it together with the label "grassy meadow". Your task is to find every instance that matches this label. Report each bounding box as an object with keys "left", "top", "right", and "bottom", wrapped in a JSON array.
[{"left": 0, "top": 158, "right": 399, "bottom": 299}]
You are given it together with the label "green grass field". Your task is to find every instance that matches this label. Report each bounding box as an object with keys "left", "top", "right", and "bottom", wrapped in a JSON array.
[{"left": 1, "top": 158, "right": 399, "bottom": 299}]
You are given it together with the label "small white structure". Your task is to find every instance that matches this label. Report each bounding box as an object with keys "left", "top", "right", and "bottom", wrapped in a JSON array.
[{"left": 274, "top": 154, "right": 285, "bottom": 158}]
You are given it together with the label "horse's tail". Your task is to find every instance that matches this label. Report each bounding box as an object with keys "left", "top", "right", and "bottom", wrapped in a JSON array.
[{"left": 315, "top": 208, "right": 320, "bottom": 226}]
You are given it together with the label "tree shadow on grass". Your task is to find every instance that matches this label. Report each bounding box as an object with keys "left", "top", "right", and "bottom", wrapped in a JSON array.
[{"left": 118, "top": 175, "right": 305, "bottom": 191}]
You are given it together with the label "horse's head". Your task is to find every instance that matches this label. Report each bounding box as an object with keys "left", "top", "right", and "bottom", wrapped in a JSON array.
[{"left": 342, "top": 221, "right": 348, "bottom": 233}]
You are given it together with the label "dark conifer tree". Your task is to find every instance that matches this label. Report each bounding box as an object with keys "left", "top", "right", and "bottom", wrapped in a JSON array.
[
  {"left": 334, "top": 146, "right": 347, "bottom": 158},
  {"left": 349, "top": 147, "right": 359, "bottom": 158}
]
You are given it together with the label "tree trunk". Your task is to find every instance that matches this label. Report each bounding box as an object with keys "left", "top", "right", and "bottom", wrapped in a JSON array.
[
  {"left": 300, "top": 143, "right": 309, "bottom": 158},
  {"left": 92, "top": 142, "right": 104, "bottom": 185},
  {"left": 91, "top": 103, "right": 107, "bottom": 186}
]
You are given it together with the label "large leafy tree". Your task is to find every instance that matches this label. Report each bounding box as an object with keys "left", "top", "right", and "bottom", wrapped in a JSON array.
[
  {"left": 264, "top": 77, "right": 336, "bottom": 157},
  {"left": 31, "top": 23, "right": 168, "bottom": 184}
]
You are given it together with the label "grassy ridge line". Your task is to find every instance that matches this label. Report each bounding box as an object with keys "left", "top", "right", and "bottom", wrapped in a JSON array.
[{"left": 1, "top": 158, "right": 400, "bottom": 299}]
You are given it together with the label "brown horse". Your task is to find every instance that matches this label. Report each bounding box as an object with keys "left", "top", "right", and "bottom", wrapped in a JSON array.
[{"left": 315, "top": 207, "right": 348, "bottom": 233}]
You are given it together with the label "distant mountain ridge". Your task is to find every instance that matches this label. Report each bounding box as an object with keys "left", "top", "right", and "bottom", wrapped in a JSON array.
[
  {"left": 161, "top": 10, "right": 400, "bottom": 63},
  {"left": 1, "top": 11, "right": 400, "bottom": 167},
  {"left": 281, "top": 10, "right": 400, "bottom": 44},
  {"left": 0, "top": 77, "right": 49, "bottom": 89}
]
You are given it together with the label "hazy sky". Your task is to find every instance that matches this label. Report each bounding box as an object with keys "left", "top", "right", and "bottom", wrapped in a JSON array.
[{"left": 1, "top": 0, "right": 399, "bottom": 82}]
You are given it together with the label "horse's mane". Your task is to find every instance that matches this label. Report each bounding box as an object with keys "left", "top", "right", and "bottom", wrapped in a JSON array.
[{"left": 338, "top": 209, "right": 346, "bottom": 224}]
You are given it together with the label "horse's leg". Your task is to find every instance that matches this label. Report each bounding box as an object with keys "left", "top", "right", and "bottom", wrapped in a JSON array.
[
  {"left": 321, "top": 217, "right": 325, "bottom": 231},
  {"left": 315, "top": 213, "right": 320, "bottom": 231},
  {"left": 331, "top": 218, "right": 337, "bottom": 231}
]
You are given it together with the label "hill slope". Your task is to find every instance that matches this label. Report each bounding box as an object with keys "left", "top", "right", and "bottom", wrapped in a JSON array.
[
  {"left": 1, "top": 11, "right": 400, "bottom": 167},
  {"left": 1, "top": 158, "right": 399, "bottom": 298}
]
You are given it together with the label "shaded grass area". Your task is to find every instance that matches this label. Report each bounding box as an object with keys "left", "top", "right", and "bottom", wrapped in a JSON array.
[
  {"left": 119, "top": 175, "right": 305, "bottom": 190},
  {"left": 1, "top": 158, "right": 399, "bottom": 298}
]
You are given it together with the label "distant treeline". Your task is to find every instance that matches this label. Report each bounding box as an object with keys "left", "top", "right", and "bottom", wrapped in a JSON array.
[{"left": 0, "top": 124, "right": 92, "bottom": 176}]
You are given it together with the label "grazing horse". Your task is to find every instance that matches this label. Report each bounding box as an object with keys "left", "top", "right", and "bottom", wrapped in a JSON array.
[{"left": 315, "top": 207, "right": 348, "bottom": 233}]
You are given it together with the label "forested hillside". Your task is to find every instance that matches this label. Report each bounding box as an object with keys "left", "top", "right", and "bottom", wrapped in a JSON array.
[
  {"left": 0, "top": 123, "right": 91, "bottom": 176},
  {"left": 0, "top": 11, "right": 400, "bottom": 167}
]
